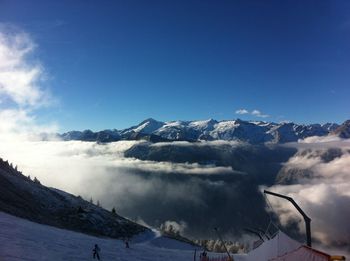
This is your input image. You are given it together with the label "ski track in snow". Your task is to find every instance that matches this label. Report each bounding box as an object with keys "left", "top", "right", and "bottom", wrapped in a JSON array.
[{"left": 0, "top": 211, "right": 235, "bottom": 261}]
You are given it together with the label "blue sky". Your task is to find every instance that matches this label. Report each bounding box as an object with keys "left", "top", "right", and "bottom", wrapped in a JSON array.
[{"left": 1, "top": 0, "right": 350, "bottom": 131}]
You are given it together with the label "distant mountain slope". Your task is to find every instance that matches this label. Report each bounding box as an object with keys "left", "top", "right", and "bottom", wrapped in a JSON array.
[
  {"left": 332, "top": 120, "right": 350, "bottom": 139},
  {"left": 59, "top": 118, "right": 343, "bottom": 144},
  {"left": 124, "top": 142, "right": 296, "bottom": 185},
  {"left": 275, "top": 148, "right": 344, "bottom": 185},
  {"left": 0, "top": 158, "right": 146, "bottom": 239}
]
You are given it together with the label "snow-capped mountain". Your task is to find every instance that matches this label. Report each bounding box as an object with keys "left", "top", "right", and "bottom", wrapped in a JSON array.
[
  {"left": 59, "top": 118, "right": 343, "bottom": 144},
  {"left": 121, "top": 118, "right": 166, "bottom": 135},
  {"left": 60, "top": 129, "right": 121, "bottom": 142}
]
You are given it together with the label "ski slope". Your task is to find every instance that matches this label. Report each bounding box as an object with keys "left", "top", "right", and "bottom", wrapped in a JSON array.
[
  {"left": 0, "top": 211, "right": 235, "bottom": 261},
  {"left": 4, "top": 211, "right": 334, "bottom": 261}
]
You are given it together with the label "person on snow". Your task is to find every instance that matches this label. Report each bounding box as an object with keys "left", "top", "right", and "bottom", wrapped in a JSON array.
[
  {"left": 93, "top": 244, "right": 101, "bottom": 260},
  {"left": 125, "top": 238, "right": 130, "bottom": 248},
  {"left": 200, "top": 249, "right": 208, "bottom": 261}
]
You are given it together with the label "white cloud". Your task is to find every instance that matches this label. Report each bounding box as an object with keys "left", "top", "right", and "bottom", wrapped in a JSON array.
[
  {"left": 0, "top": 24, "right": 58, "bottom": 141},
  {"left": 0, "top": 109, "right": 58, "bottom": 141},
  {"left": 283, "top": 136, "right": 350, "bottom": 149},
  {"left": 251, "top": 110, "right": 260, "bottom": 115},
  {"left": 299, "top": 135, "right": 342, "bottom": 144},
  {"left": 251, "top": 109, "right": 269, "bottom": 118},
  {"left": 235, "top": 109, "right": 249, "bottom": 115},
  {"left": 0, "top": 27, "right": 46, "bottom": 107},
  {"left": 266, "top": 140, "right": 350, "bottom": 251},
  {"left": 235, "top": 108, "right": 270, "bottom": 118}
]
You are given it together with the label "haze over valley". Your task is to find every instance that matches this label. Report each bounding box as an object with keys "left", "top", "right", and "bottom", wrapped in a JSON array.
[{"left": 1, "top": 1, "right": 350, "bottom": 259}]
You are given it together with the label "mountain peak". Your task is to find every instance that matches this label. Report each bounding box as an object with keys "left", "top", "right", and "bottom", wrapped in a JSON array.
[
  {"left": 140, "top": 117, "right": 159, "bottom": 123},
  {"left": 134, "top": 118, "right": 165, "bottom": 134}
]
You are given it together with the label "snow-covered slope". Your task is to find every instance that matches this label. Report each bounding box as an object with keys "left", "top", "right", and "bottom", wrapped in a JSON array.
[
  {"left": 59, "top": 118, "right": 342, "bottom": 144},
  {"left": 0, "top": 212, "right": 247, "bottom": 261},
  {"left": 122, "top": 118, "right": 166, "bottom": 135},
  {"left": 0, "top": 159, "right": 245, "bottom": 261},
  {"left": 0, "top": 211, "right": 203, "bottom": 261}
]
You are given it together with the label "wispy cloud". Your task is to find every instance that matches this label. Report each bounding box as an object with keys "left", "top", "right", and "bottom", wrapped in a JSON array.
[
  {"left": 0, "top": 27, "right": 46, "bottom": 107},
  {"left": 235, "top": 108, "right": 270, "bottom": 118},
  {"left": 251, "top": 109, "right": 269, "bottom": 118},
  {"left": 0, "top": 24, "right": 58, "bottom": 141},
  {"left": 235, "top": 109, "right": 249, "bottom": 115}
]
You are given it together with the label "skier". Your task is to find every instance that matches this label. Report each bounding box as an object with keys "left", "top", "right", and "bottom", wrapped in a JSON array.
[
  {"left": 125, "top": 238, "right": 130, "bottom": 248},
  {"left": 200, "top": 249, "right": 208, "bottom": 261},
  {"left": 93, "top": 244, "right": 101, "bottom": 260}
]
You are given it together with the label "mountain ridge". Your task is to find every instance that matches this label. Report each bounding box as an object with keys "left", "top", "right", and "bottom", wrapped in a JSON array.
[{"left": 58, "top": 118, "right": 349, "bottom": 144}]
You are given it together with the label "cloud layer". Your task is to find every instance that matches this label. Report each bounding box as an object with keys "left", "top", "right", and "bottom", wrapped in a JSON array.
[
  {"left": 1, "top": 25, "right": 348, "bottom": 257},
  {"left": 266, "top": 138, "right": 350, "bottom": 256},
  {"left": 0, "top": 139, "right": 271, "bottom": 239}
]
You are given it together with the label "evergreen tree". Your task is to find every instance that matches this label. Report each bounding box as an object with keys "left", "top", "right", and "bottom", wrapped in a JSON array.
[{"left": 33, "top": 177, "right": 41, "bottom": 184}]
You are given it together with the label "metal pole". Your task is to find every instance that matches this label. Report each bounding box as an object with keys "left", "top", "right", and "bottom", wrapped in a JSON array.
[
  {"left": 214, "top": 228, "right": 234, "bottom": 261},
  {"left": 264, "top": 190, "right": 312, "bottom": 247},
  {"left": 244, "top": 228, "right": 265, "bottom": 242}
]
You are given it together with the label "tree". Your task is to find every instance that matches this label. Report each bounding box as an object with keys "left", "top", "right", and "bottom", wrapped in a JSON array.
[
  {"left": 213, "top": 239, "right": 223, "bottom": 252},
  {"left": 89, "top": 197, "right": 94, "bottom": 204},
  {"left": 111, "top": 207, "right": 116, "bottom": 214},
  {"left": 33, "top": 177, "right": 41, "bottom": 184}
]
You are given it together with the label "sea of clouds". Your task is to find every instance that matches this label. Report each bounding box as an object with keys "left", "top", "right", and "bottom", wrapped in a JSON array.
[
  {"left": 1, "top": 24, "right": 349, "bottom": 257},
  {"left": 265, "top": 138, "right": 350, "bottom": 256}
]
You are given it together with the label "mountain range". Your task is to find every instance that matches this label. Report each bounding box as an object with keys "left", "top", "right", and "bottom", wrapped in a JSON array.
[{"left": 58, "top": 118, "right": 349, "bottom": 143}]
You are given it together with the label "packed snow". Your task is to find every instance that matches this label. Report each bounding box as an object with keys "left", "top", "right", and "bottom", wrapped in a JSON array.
[
  {"left": 0, "top": 211, "right": 231, "bottom": 261},
  {"left": 1, "top": 211, "right": 340, "bottom": 260}
]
